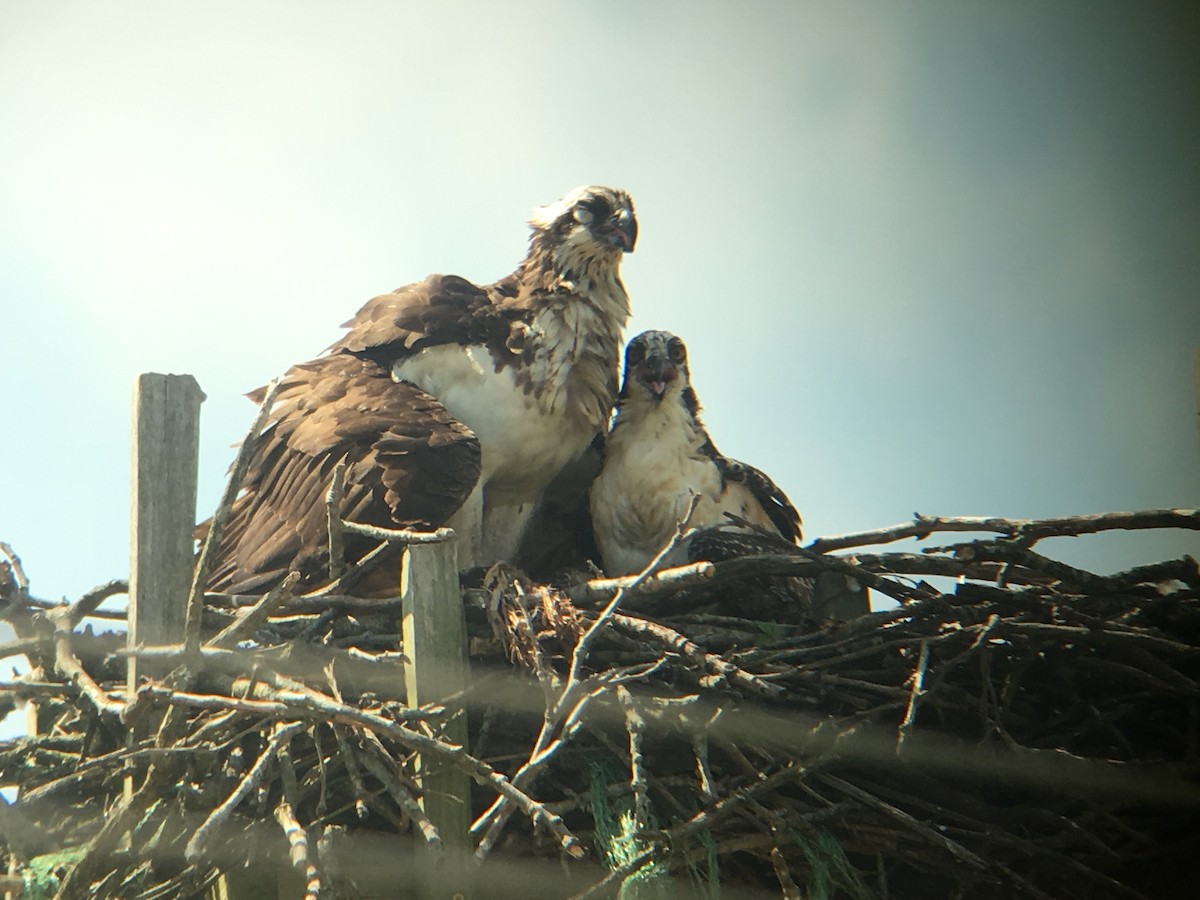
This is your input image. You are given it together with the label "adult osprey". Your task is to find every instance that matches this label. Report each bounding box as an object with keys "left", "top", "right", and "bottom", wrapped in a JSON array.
[
  {"left": 207, "top": 186, "right": 637, "bottom": 595},
  {"left": 589, "top": 330, "right": 802, "bottom": 577}
]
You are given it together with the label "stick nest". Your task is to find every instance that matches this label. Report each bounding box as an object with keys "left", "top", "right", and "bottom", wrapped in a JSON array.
[{"left": 1, "top": 509, "right": 1198, "bottom": 900}]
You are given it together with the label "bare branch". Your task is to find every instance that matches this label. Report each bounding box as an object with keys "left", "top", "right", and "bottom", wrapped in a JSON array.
[
  {"left": 770, "top": 845, "right": 802, "bottom": 900},
  {"left": 276, "top": 732, "right": 321, "bottom": 900},
  {"left": 53, "top": 632, "right": 125, "bottom": 718},
  {"left": 617, "top": 685, "right": 650, "bottom": 831},
  {"left": 206, "top": 572, "right": 300, "bottom": 649},
  {"left": 186, "top": 720, "right": 304, "bottom": 863},
  {"left": 275, "top": 798, "right": 319, "bottom": 900},
  {"left": 809, "top": 508, "right": 1200, "bottom": 554},
  {"left": 895, "top": 640, "right": 930, "bottom": 754},
  {"left": 0, "top": 542, "right": 30, "bottom": 599},
  {"left": 44, "top": 579, "right": 128, "bottom": 632},
  {"left": 340, "top": 520, "right": 456, "bottom": 545},
  {"left": 566, "top": 561, "right": 715, "bottom": 606},
  {"left": 331, "top": 726, "right": 370, "bottom": 821},
  {"left": 325, "top": 461, "right": 348, "bottom": 582},
  {"left": 357, "top": 739, "right": 442, "bottom": 853}
]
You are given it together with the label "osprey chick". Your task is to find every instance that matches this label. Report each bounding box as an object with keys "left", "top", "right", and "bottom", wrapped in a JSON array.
[
  {"left": 590, "top": 330, "right": 802, "bottom": 576},
  {"left": 208, "top": 186, "right": 636, "bottom": 594}
]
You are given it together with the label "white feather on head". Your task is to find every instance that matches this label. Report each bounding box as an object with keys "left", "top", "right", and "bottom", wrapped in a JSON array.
[{"left": 528, "top": 185, "right": 600, "bottom": 231}]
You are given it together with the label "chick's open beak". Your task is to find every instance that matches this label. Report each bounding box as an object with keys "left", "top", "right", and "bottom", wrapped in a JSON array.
[{"left": 637, "top": 356, "right": 675, "bottom": 399}]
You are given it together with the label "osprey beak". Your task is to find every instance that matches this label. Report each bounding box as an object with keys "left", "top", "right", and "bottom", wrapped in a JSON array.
[
  {"left": 637, "top": 359, "right": 676, "bottom": 399},
  {"left": 600, "top": 208, "right": 637, "bottom": 253}
]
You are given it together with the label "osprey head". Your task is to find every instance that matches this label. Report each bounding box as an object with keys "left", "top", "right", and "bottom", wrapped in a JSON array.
[
  {"left": 621, "top": 330, "right": 689, "bottom": 403},
  {"left": 530, "top": 185, "right": 637, "bottom": 254}
]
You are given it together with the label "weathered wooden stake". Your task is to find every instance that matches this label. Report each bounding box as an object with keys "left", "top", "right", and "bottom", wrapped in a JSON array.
[
  {"left": 127, "top": 371, "right": 204, "bottom": 841},
  {"left": 402, "top": 540, "right": 472, "bottom": 899},
  {"left": 127, "top": 373, "right": 205, "bottom": 689}
]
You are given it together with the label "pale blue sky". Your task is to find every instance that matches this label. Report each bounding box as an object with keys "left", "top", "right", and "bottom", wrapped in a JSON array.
[{"left": 2, "top": 1, "right": 1198, "bottom": 607}]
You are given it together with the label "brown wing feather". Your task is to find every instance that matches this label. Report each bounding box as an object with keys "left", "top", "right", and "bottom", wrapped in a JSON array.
[
  {"left": 711, "top": 454, "right": 803, "bottom": 544},
  {"left": 687, "top": 522, "right": 868, "bottom": 622},
  {"left": 206, "top": 353, "right": 481, "bottom": 594},
  {"left": 687, "top": 522, "right": 801, "bottom": 561},
  {"left": 329, "top": 273, "right": 530, "bottom": 368},
  {"left": 666, "top": 523, "right": 815, "bottom": 626}
]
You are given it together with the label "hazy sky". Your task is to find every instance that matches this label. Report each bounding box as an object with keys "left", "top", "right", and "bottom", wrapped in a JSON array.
[{"left": 2, "top": 1, "right": 1198, "bottom": 607}]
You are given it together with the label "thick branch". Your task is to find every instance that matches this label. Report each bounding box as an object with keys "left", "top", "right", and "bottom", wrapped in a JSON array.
[
  {"left": 53, "top": 632, "right": 124, "bottom": 718},
  {"left": 45, "top": 579, "right": 128, "bottom": 632},
  {"left": 566, "top": 562, "right": 715, "bottom": 606},
  {"left": 809, "top": 508, "right": 1200, "bottom": 554}
]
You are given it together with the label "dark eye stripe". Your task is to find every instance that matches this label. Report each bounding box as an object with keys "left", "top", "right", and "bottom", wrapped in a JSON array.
[{"left": 580, "top": 197, "right": 611, "bottom": 219}]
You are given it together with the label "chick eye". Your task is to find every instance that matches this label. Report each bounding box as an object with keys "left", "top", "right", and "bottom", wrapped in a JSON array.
[
  {"left": 669, "top": 341, "right": 686, "bottom": 363},
  {"left": 626, "top": 344, "right": 645, "bottom": 365}
]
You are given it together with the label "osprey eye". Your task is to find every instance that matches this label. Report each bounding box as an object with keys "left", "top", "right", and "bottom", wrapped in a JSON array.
[
  {"left": 577, "top": 196, "right": 610, "bottom": 222},
  {"left": 627, "top": 345, "right": 645, "bottom": 365},
  {"left": 669, "top": 342, "right": 686, "bottom": 363}
]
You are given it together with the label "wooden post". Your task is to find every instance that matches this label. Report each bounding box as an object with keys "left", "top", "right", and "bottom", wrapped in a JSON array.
[
  {"left": 128, "top": 373, "right": 205, "bottom": 688},
  {"left": 402, "top": 540, "right": 472, "bottom": 899},
  {"left": 126, "top": 372, "right": 203, "bottom": 841},
  {"left": 813, "top": 571, "right": 872, "bottom": 620}
]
